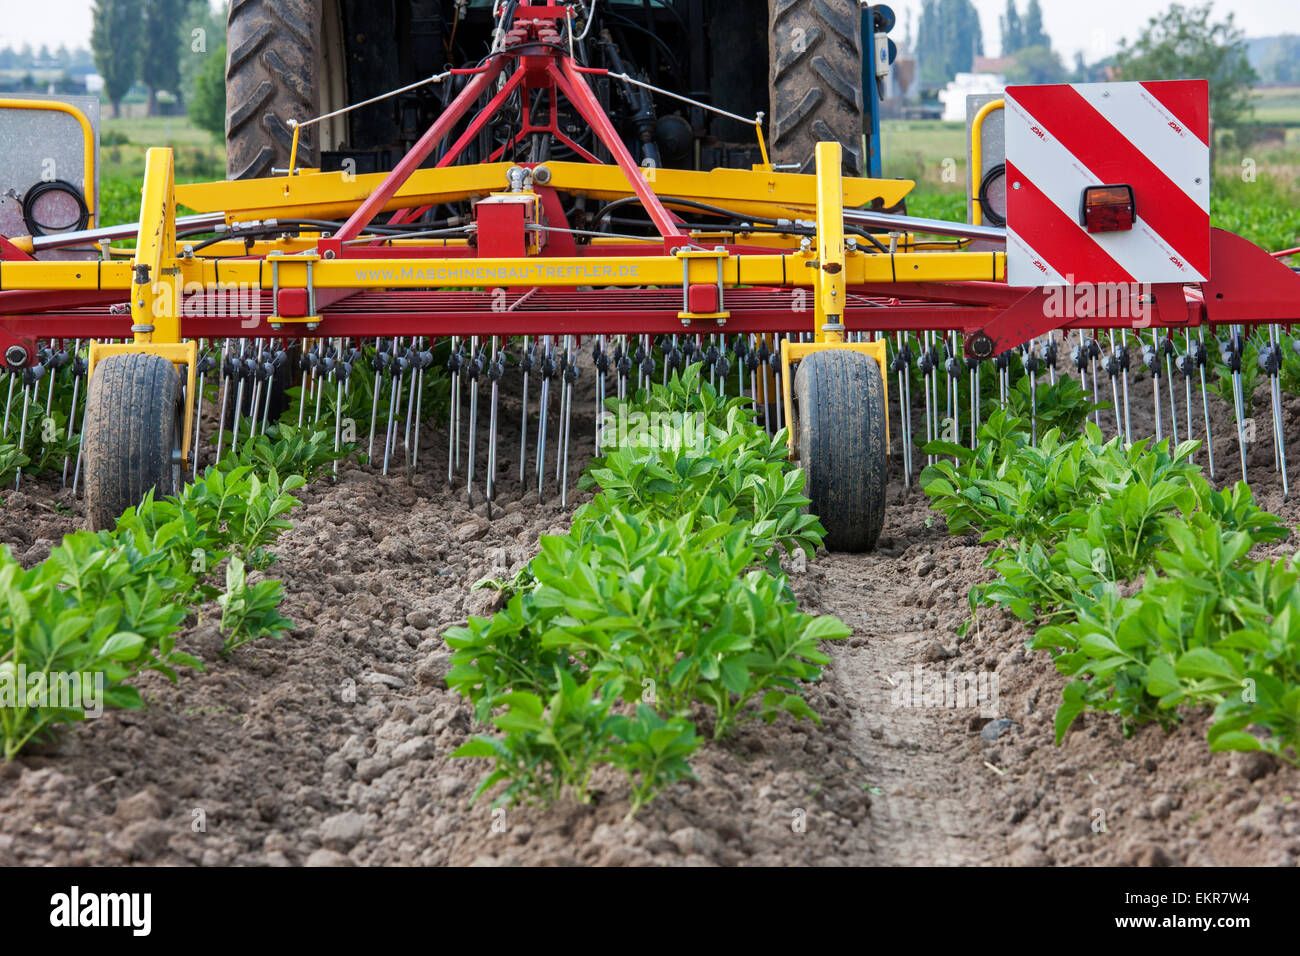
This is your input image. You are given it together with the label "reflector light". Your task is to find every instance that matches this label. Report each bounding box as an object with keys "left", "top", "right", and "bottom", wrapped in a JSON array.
[{"left": 1081, "top": 184, "right": 1135, "bottom": 233}]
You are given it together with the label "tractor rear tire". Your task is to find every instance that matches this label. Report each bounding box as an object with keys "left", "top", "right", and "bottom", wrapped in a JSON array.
[
  {"left": 225, "top": 0, "right": 321, "bottom": 180},
  {"left": 83, "top": 354, "right": 185, "bottom": 531},
  {"left": 769, "top": 0, "right": 865, "bottom": 176},
  {"left": 792, "top": 348, "right": 888, "bottom": 552}
]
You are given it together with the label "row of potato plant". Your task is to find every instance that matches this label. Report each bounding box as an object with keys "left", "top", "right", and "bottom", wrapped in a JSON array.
[
  {"left": 447, "top": 365, "right": 850, "bottom": 814},
  {"left": 922, "top": 386, "right": 1299, "bottom": 764},
  {"left": 0, "top": 424, "right": 347, "bottom": 760}
]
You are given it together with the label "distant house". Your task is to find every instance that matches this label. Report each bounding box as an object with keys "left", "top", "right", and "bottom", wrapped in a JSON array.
[
  {"left": 973, "top": 56, "right": 1016, "bottom": 74},
  {"left": 937, "top": 73, "right": 1006, "bottom": 122}
]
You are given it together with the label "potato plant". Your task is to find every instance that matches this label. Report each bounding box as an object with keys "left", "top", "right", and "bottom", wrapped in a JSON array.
[
  {"left": 0, "top": 429, "right": 342, "bottom": 759},
  {"left": 922, "top": 386, "right": 1300, "bottom": 764},
  {"left": 448, "top": 370, "right": 851, "bottom": 812}
]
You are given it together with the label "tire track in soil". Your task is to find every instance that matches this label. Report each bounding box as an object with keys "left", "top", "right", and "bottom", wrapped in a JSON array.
[{"left": 792, "top": 488, "right": 1005, "bottom": 866}]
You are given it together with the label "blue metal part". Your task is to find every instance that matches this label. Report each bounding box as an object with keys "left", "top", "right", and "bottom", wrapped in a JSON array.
[{"left": 860, "top": 4, "right": 895, "bottom": 179}]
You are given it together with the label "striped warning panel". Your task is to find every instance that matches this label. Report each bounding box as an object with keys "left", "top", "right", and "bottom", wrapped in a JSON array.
[{"left": 1004, "top": 80, "right": 1209, "bottom": 287}]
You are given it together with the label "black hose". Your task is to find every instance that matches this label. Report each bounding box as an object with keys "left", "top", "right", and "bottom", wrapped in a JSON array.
[
  {"left": 21, "top": 179, "right": 90, "bottom": 235},
  {"left": 978, "top": 163, "right": 1007, "bottom": 228}
]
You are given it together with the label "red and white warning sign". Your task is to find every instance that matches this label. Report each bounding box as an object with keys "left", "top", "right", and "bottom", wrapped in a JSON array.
[{"left": 1004, "top": 79, "right": 1209, "bottom": 287}]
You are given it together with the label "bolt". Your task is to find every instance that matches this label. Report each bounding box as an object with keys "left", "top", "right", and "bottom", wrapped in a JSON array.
[{"left": 5, "top": 345, "right": 28, "bottom": 368}]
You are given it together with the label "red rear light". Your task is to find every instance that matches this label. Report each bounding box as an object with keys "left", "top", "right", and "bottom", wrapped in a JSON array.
[{"left": 1081, "top": 184, "right": 1135, "bottom": 233}]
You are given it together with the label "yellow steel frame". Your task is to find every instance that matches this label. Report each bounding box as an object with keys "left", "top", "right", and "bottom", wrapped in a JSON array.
[
  {"left": 81, "top": 148, "right": 198, "bottom": 466},
  {"left": 174, "top": 161, "right": 915, "bottom": 224},
  {"left": 779, "top": 339, "right": 890, "bottom": 458},
  {"left": 970, "top": 99, "right": 1004, "bottom": 228}
]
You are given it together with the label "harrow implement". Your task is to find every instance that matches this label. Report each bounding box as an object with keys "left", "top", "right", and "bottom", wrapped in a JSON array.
[{"left": 3, "top": 1, "right": 1300, "bottom": 549}]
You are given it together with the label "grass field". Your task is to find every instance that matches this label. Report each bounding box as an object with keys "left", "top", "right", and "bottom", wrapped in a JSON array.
[
  {"left": 98, "top": 115, "right": 224, "bottom": 225},
  {"left": 1251, "top": 86, "right": 1300, "bottom": 125}
]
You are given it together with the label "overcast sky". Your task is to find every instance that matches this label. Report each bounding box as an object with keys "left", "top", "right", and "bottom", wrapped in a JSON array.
[{"left": 1, "top": 0, "right": 1299, "bottom": 62}]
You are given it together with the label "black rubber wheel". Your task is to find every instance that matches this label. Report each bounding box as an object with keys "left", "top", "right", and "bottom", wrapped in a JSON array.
[
  {"left": 83, "top": 353, "right": 185, "bottom": 531},
  {"left": 769, "top": 0, "right": 865, "bottom": 176},
  {"left": 792, "top": 348, "right": 888, "bottom": 552},
  {"left": 225, "top": 0, "right": 321, "bottom": 179}
]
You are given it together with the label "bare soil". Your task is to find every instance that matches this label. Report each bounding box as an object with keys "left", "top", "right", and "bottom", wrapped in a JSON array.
[{"left": 1, "top": 355, "right": 1297, "bottom": 867}]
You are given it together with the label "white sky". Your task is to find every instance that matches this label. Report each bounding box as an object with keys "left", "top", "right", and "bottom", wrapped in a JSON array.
[
  {"left": 889, "top": 0, "right": 1300, "bottom": 62},
  {"left": 0, "top": 0, "right": 1298, "bottom": 62}
]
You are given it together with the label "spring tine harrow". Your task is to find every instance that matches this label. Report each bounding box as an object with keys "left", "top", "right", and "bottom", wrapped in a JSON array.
[{"left": 6, "top": 22, "right": 1300, "bottom": 559}]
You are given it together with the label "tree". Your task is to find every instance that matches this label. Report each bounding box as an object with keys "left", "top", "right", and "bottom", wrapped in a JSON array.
[
  {"left": 1022, "top": 0, "right": 1048, "bottom": 50},
  {"left": 142, "top": 0, "right": 185, "bottom": 115},
  {"left": 179, "top": 0, "right": 227, "bottom": 108},
  {"left": 1113, "top": 3, "right": 1257, "bottom": 132},
  {"left": 189, "top": 42, "right": 226, "bottom": 140},
  {"left": 1005, "top": 45, "right": 1066, "bottom": 85},
  {"left": 1071, "top": 50, "right": 1087, "bottom": 83},
  {"left": 1259, "top": 35, "right": 1300, "bottom": 86},
  {"left": 91, "top": 0, "right": 144, "bottom": 118},
  {"left": 1000, "top": 0, "right": 1023, "bottom": 56},
  {"left": 917, "top": 0, "right": 984, "bottom": 86}
]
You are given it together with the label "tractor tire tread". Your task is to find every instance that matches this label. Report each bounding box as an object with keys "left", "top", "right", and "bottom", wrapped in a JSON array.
[
  {"left": 793, "top": 349, "right": 888, "bottom": 552},
  {"left": 83, "top": 353, "right": 182, "bottom": 531},
  {"left": 769, "top": 0, "right": 864, "bottom": 175}
]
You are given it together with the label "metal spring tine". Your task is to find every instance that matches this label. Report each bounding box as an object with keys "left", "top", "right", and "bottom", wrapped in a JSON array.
[
  {"left": 15, "top": 371, "right": 32, "bottom": 489},
  {"left": 62, "top": 339, "right": 84, "bottom": 487},
  {"left": 447, "top": 336, "right": 459, "bottom": 485},
  {"left": 230, "top": 340, "right": 248, "bottom": 456},
  {"left": 537, "top": 337, "right": 552, "bottom": 499},
  {"left": 771, "top": 334, "right": 784, "bottom": 434},
  {"left": 969, "top": 345, "right": 979, "bottom": 450},
  {"left": 556, "top": 338, "right": 569, "bottom": 484},
  {"left": 191, "top": 344, "right": 206, "bottom": 480},
  {"left": 1024, "top": 340, "right": 1039, "bottom": 446},
  {"left": 384, "top": 338, "right": 405, "bottom": 478},
  {"left": 1197, "top": 330, "right": 1215, "bottom": 480},
  {"left": 368, "top": 340, "right": 386, "bottom": 462},
  {"left": 1227, "top": 328, "right": 1248, "bottom": 482},
  {"left": 1162, "top": 334, "right": 1179, "bottom": 445},
  {"left": 594, "top": 334, "right": 606, "bottom": 454},
  {"left": 486, "top": 336, "right": 501, "bottom": 510},
  {"left": 923, "top": 332, "right": 933, "bottom": 461},
  {"left": 561, "top": 335, "right": 576, "bottom": 507},
  {"left": 297, "top": 344, "right": 309, "bottom": 428},
  {"left": 1090, "top": 329, "right": 1102, "bottom": 428},
  {"left": 1268, "top": 325, "right": 1289, "bottom": 494},
  {"left": 403, "top": 338, "right": 420, "bottom": 471},
  {"left": 261, "top": 348, "right": 277, "bottom": 435},
  {"left": 333, "top": 338, "right": 347, "bottom": 478},
  {"left": 245, "top": 337, "right": 263, "bottom": 438},
  {"left": 215, "top": 339, "right": 232, "bottom": 466},
  {"left": 71, "top": 372, "right": 91, "bottom": 495},
  {"left": 1148, "top": 332, "right": 1163, "bottom": 443},
  {"left": 520, "top": 335, "right": 532, "bottom": 480},
  {"left": 2, "top": 370, "right": 15, "bottom": 438},
  {"left": 1119, "top": 330, "right": 1133, "bottom": 445},
  {"left": 1184, "top": 330, "right": 1195, "bottom": 451},
  {"left": 453, "top": 336, "right": 464, "bottom": 474},
  {"left": 311, "top": 343, "right": 325, "bottom": 425},
  {"left": 1264, "top": 326, "right": 1279, "bottom": 471},
  {"left": 411, "top": 339, "right": 427, "bottom": 477},
  {"left": 1107, "top": 332, "right": 1123, "bottom": 440},
  {"left": 905, "top": 335, "right": 914, "bottom": 478}
]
